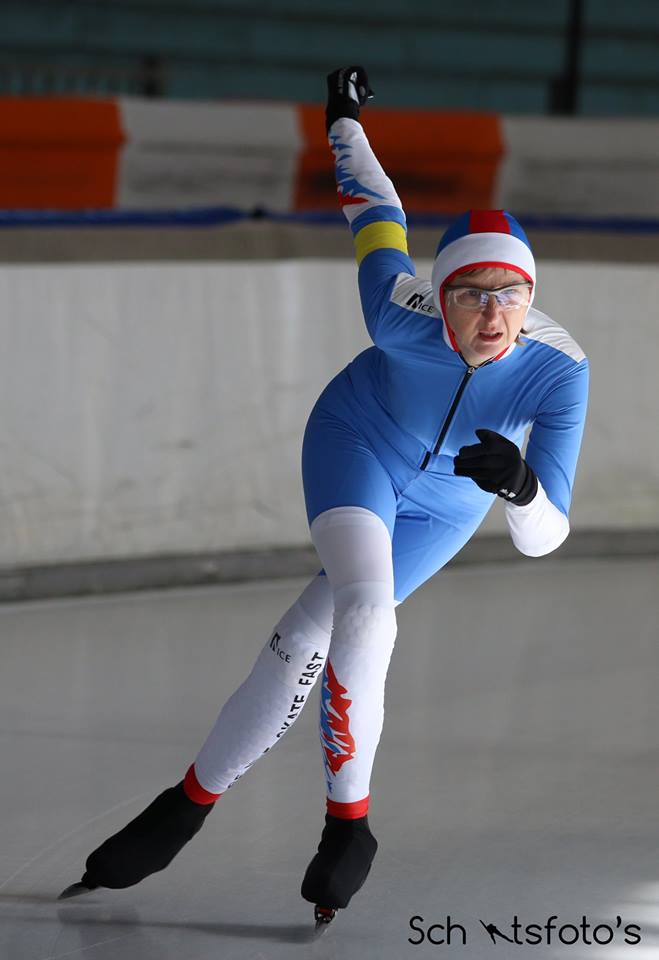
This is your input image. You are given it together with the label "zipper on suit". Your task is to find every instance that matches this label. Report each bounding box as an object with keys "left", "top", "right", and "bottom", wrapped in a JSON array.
[{"left": 419, "top": 354, "right": 494, "bottom": 471}]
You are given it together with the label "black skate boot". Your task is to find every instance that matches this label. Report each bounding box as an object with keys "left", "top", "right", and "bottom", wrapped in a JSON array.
[
  {"left": 58, "top": 781, "right": 215, "bottom": 899},
  {"left": 301, "top": 813, "right": 378, "bottom": 928}
]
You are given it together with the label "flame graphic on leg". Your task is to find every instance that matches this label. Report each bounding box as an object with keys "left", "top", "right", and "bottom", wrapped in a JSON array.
[{"left": 320, "top": 660, "right": 356, "bottom": 777}]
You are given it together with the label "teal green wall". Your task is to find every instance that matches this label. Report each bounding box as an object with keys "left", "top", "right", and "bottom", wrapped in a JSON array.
[{"left": 1, "top": 0, "right": 658, "bottom": 114}]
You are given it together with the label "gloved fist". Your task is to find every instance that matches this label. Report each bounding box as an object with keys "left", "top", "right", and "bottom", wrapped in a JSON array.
[
  {"left": 326, "top": 66, "right": 374, "bottom": 132},
  {"left": 453, "top": 429, "right": 538, "bottom": 506}
]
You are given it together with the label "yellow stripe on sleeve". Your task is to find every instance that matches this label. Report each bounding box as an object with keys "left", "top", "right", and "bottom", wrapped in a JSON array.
[{"left": 354, "top": 221, "right": 408, "bottom": 265}]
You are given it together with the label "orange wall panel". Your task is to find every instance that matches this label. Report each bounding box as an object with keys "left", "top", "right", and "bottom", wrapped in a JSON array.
[
  {"left": 0, "top": 98, "right": 124, "bottom": 209},
  {"left": 296, "top": 104, "right": 503, "bottom": 214}
]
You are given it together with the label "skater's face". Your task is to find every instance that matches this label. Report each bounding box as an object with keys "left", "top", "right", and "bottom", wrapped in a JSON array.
[{"left": 442, "top": 267, "right": 532, "bottom": 366}]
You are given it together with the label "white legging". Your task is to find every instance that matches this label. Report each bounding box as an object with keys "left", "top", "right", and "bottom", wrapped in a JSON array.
[{"left": 193, "top": 506, "right": 397, "bottom": 816}]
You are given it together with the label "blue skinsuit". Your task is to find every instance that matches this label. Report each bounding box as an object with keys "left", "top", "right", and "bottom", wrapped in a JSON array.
[{"left": 302, "top": 119, "right": 589, "bottom": 603}]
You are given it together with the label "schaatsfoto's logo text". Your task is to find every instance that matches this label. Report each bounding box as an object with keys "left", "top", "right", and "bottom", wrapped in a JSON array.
[{"left": 408, "top": 914, "right": 641, "bottom": 947}]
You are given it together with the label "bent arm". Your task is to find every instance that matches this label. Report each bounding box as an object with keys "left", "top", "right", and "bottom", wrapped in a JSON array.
[{"left": 504, "top": 358, "right": 590, "bottom": 556}]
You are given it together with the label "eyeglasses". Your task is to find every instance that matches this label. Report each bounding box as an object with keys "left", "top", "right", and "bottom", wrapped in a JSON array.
[{"left": 445, "top": 283, "right": 532, "bottom": 311}]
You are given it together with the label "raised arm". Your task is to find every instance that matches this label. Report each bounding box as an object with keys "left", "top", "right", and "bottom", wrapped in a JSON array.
[{"left": 326, "top": 67, "right": 418, "bottom": 345}]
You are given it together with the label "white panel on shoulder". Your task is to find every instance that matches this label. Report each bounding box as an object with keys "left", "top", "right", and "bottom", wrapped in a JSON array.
[
  {"left": 390, "top": 275, "right": 438, "bottom": 316},
  {"left": 522, "top": 308, "right": 586, "bottom": 363}
]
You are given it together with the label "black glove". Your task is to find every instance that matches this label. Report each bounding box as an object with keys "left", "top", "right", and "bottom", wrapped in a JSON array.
[
  {"left": 453, "top": 429, "right": 538, "bottom": 506},
  {"left": 326, "top": 66, "right": 374, "bottom": 132}
]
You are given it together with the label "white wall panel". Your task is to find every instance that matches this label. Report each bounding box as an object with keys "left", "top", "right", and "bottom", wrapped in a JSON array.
[
  {"left": 116, "top": 98, "right": 302, "bottom": 212},
  {"left": 497, "top": 116, "right": 659, "bottom": 217},
  {"left": 0, "top": 258, "right": 656, "bottom": 567}
]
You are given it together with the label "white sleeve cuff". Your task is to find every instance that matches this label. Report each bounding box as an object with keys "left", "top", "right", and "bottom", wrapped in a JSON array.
[{"left": 504, "top": 478, "right": 570, "bottom": 557}]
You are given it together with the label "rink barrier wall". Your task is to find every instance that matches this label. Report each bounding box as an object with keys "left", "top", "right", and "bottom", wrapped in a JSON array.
[
  {"left": 1, "top": 97, "right": 659, "bottom": 219},
  {"left": 1, "top": 221, "right": 658, "bottom": 267},
  {"left": 1, "top": 531, "right": 658, "bottom": 604},
  {"left": 1, "top": 256, "right": 658, "bottom": 589}
]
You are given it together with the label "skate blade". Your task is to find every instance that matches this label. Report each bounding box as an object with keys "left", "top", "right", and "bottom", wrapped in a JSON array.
[
  {"left": 314, "top": 906, "right": 336, "bottom": 934},
  {"left": 58, "top": 881, "right": 98, "bottom": 901}
]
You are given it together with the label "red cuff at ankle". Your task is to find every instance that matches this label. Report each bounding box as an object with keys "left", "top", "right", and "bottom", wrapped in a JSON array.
[
  {"left": 326, "top": 795, "right": 369, "bottom": 819},
  {"left": 183, "top": 764, "right": 222, "bottom": 805}
]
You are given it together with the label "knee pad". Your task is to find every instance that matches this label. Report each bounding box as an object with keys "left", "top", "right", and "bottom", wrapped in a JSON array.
[{"left": 332, "top": 581, "right": 397, "bottom": 653}]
